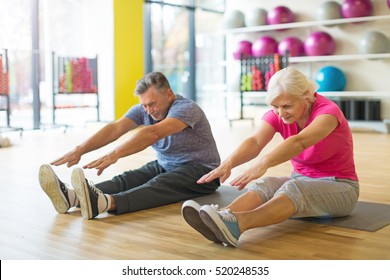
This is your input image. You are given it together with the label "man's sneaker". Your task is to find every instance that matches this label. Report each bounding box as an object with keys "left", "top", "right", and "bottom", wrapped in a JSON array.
[
  {"left": 181, "top": 200, "right": 221, "bottom": 243},
  {"left": 200, "top": 205, "right": 241, "bottom": 247},
  {"left": 39, "top": 164, "right": 78, "bottom": 214},
  {"left": 71, "top": 168, "right": 110, "bottom": 220},
  {"left": 0, "top": 135, "right": 11, "bottom": 148}
]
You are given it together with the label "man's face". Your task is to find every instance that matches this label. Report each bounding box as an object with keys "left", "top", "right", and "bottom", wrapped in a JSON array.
[{"left": 139, "top": 86, "right": 174, "bottom": 121}]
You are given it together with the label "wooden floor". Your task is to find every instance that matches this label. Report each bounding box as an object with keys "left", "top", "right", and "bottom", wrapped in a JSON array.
[{"left": 1, "top": 119, "right": 390, "bottom": 260}]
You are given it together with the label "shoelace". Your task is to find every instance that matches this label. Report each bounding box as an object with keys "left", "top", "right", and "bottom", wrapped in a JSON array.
[
  {"left": 211, "top": 204, "right": 230, "bottom": 215},
  {"left": 59, "top": 181, "right": 79, "bottom": 207},
  {"left": 59, "top": 181, "right": 68, "bottom": 194},
  {"left": 85, "top": 179, "right": 103, "bottom": 196},
  {"left": 210, "top": 204, "right": 220, "bottom": 211},
  {"left": 219, "top": 209, "right": 237, "bottom": 223}
]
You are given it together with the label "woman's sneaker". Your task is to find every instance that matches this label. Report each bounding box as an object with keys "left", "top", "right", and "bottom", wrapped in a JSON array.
[
  {"left": 181, "top": 200, "right": 221, "bottom": 243},
  {"left": 200, "top": 205, "right": 241, "bottom": 247},
  {"left": 39, "top": 164, "right": 78, "bottom": 214},
  {"left": 71, "top": 168, "right": 110, "bottom": 220}
]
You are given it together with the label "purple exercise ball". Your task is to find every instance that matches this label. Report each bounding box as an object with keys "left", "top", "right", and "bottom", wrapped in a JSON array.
[
  {"left": 267, "top": 6, "right": 295, "bottom": 25},
  {"left": 232, "top": 40, "right": 253, "bottom": 60},
  {"left": 341, "top": 0, "right": 373, "bottom": 18},
  {"left": 252, "top": 36, "right": 278, "bottom": 56},
  {"left": 304, "top": 31, "right": 336, "bottom": 56},
  {"left": 278, "top": 37, "right": 305, "bottom": 57}
]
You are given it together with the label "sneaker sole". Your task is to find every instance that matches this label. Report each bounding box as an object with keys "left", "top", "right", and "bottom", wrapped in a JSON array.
[
  {"left": 71, "top": 168, "right": 92, "bottom": 220},
  {"left": 39, "top": 164, "right": 69, "bottom": 214},
  {"left": 200, "top": 206, "right": 238, "bottom": 247},
  {"left": 182, "top": 203, "right": 221, "bottom": 243}
]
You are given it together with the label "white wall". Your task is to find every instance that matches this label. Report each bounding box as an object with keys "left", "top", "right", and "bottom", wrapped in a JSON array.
[{"left": 225, "top": 0, "right": 390, "bottom": 119}]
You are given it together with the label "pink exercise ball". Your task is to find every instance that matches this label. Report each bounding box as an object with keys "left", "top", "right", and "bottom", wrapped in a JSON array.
[
  {"left": 232, "top": 40, "right": 253, "bottom": 60},
  {"left": 278, "top": 37, "right": 305, "bottom": 57},
  {"left": 388, "top": 0, "right": 390, "bottom": 8},
  {"left": 304, "top": 31, "right": 336, "bottom": 56},
  {"left": 252, "top": 36, "right": 278, "bottom": 56},
  {"left": 341, "top": 0, "right": 373, "bottom": 18},
  {"left": 267, "top": 6, "right": 295, "bottom": 25}
]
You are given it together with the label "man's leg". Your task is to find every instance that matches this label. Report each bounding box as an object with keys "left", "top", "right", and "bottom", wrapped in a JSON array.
[
  {"left": 70, "top": 160, "right": 165, "bottom": 219},
  {"left": 111, "top": 162, "right": 219, "bottom": 214},
  {"left": 95, "top": 160, "right": 164, "bottom": 194}
]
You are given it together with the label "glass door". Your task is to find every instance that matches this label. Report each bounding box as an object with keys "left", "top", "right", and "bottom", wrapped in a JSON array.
[
  {"left": 147, "top": 2, "right": 191, "bottom": 98},
  {"left": 145, "top": 0, "right": 226, "bottom": 119}
]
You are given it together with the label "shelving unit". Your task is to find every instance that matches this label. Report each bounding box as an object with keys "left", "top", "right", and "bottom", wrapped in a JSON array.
[
  {"left": 290, "top": 53, "right": 390, "bottom": 63},
  {"left": 230, "top": 54, "right": 289, "bottom": 125},
  {"left": 51, "top": 52, "right": 99, "bottom": 127},
  {"left": 222, "top": 15, "right": 390, "bottom": 34},
  {"left": 223, "top": 13, "right": 390, "bottom": 132},
  {"left": 0, "top": 49, "right": 23, "bottom": 135}
]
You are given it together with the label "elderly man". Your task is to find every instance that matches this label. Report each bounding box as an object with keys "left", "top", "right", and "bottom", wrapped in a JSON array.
[{"left": 39, "top": 72, "right": 220, "bottom": 220}]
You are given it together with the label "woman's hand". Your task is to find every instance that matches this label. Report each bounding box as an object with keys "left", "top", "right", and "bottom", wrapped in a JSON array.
[{"left": 230, "top": 163, "right": 267, "bottom": 190}]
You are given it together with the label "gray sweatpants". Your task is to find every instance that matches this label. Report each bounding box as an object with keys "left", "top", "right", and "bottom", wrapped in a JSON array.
[
  {"left": 96, "top": 160, "right": 219, "bottom": 214},
  {"left": 248, "top": 173, "right": 359, "bottom": 218}
]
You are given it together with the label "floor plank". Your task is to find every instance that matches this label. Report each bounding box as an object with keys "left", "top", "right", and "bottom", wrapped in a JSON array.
[{"left": 0, "top": 120, "right": 389, "bottom": 260}]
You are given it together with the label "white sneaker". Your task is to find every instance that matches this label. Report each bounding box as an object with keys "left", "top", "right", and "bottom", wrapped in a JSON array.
[
  {"left": 71, "top": 168, "right": 110, "bottom": 220},
  {"left": 0, "top": 136, "right": 11, "bottom": 147},
  {"left": 39, "top": 164, "right": 79, "bottom": 214},
  {"left": 181, "top": 200, "right": 221, "bottom": 243}
]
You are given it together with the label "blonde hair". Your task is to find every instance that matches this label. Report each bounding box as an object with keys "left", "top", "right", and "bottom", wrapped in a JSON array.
[{"left": 265, "top": 67, "right": 318, "bottom": 105}]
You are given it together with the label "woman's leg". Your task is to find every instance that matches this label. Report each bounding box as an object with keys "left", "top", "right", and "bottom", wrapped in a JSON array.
[
  {"left": 234, "top": 194, "right": 296, "bottom": 232},
  {"left": 236, "top": 177, "right": 359, "bottom": 232},
  {"left": 199, "top": 193, "right": 295, "bottom": 247},
  {"left": 224, "top": 176, "right": 291, "bottom": 212},
  {"left": 277, "top": 177, "right": 359, "bottom": 218},
  {"left": 199, "top": 176, "right": 358, "bottom": 246}
]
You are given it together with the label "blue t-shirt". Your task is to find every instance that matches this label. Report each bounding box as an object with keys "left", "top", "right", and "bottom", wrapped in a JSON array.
[{"left": 125, "top": 95, "right": 221, "bottom": 171}]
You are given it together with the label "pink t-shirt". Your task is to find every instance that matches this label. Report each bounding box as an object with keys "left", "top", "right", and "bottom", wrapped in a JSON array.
[{"left": 262, "top": 93, "right": 358, "bottom": 181}]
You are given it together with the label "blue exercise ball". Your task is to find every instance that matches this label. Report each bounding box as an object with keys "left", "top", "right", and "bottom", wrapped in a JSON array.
[{"left": 315, "top": 66, "right": 346, "bottom": 91}]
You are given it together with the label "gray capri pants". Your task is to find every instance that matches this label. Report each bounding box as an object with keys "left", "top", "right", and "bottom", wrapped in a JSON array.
[{"left": 248, "top": 172, "right": 359, "bottom": 218}]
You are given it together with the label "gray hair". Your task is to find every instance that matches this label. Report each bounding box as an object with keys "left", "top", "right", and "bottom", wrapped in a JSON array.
[
  {"left": 265, "top": 67, "right": 318, "bottom": 105},
  {"left": 134, "top": 72, "right": 171, "bottom": 95}
]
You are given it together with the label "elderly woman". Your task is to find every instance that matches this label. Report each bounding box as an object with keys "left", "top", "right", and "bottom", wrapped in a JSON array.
[{"left": 182, "top": 67, "right": 359, "bottom": 247}]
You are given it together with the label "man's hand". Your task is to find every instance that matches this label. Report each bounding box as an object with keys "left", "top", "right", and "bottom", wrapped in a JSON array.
[
  {"left": 51, "top": 148, "right": 82, "bottom": 168},
  {"left": 83, "top": 151, "right": 119, "bottom": 175}
]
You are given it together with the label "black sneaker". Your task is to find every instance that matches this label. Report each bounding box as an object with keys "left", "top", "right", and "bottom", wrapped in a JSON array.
[
  {"left": 71, "top": 168, "right": 109, "bottom": 220},
  {"left": 39, "top": 164, "right": 78, "bottom": 214},
  {"left": 181, "top": 200, "right": 221, "bottom": 243}
]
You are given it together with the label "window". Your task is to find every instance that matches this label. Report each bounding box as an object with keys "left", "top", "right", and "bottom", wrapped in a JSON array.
[{"left": 144, "top": 0, "right": 226, "bottom": 119}]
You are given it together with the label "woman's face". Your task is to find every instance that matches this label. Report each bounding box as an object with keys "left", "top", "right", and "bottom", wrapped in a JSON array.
[{"left": 271, "top": 94, "right": 309, "bottom": 125}]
